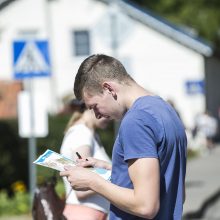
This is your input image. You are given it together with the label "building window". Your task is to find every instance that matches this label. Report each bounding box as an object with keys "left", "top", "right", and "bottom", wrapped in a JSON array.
[{"left": 73, "top": 30, "right": 90, "bottom": 56}]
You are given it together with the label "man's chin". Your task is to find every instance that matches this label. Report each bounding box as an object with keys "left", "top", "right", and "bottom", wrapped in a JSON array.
[{"left": 103, "top": 115, "right": 121, "bottom": 121}]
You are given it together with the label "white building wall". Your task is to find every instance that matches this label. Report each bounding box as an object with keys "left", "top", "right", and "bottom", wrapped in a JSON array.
[
  {"left": 0, "top": 0, "right": 205, "bottom": 128},
  {"left": 50, "top": 0, "right": 110, "bottom": 103},
  {"left": 117, "top": 20, "right": 205, "bottom": 128}
]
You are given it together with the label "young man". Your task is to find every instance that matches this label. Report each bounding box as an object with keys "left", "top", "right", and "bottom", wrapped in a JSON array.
[{"left": 60, "top": 54, "right": 187, "bottom": 220}]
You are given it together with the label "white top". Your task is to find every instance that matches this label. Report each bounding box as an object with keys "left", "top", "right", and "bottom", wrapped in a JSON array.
[
  {"left": 60, "top": 124, "right": 111, "bottom": 213},
  {"left": 196, "top": 114, "right": 218, "bottom": 138}
]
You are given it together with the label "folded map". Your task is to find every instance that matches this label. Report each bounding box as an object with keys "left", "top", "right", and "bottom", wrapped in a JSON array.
[{"left": 33, "top": 149, "right": 111, "bottom": 181}]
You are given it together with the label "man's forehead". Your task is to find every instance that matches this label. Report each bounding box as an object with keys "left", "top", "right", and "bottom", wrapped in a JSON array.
[{"left": 83, "top": 90, "right": 103, "bottom": 104}]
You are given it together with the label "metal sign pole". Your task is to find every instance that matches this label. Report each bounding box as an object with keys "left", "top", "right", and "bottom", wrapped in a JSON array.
[
  {"left": 28, "top": 79, "right": 37, "bottom": 204},
  {"left": 13, "top": 38, "right": 50, "bottom": 205}
]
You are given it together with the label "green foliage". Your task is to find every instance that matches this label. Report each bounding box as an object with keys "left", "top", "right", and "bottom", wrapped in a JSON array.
[
  {"left": 37, "top": 114, "right": 70, "bottom": 155},
  {"left": 0, "top": 114, "right": 69, "bottom": 193},
  {"left": 0, "top": 114, "right": 115, "bottom": 193},
  {"left": 55, "top": 179, "right": 66, "bottom": 199},
  {"left": 0, "top": 114, "right": 114, "bottom": 216},
  {"left": 0, "top": 180, "right": 65, "bottom": 216},
  {"left": 0, "top": 119, "right": 28, "bottom": 195},
  {"left": 0, "top": 190, "right": 30, "bottom": 216},
  {"left": 131, "top": 0, "right": 220, "bottom": 47}
]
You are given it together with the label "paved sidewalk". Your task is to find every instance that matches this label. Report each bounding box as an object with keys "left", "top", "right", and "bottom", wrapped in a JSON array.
[{"left": 183, "top": 145, "right": 220, "bottom": 219}]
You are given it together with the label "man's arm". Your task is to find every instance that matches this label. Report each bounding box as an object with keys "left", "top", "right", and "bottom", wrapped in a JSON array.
[{"left": 61, "top": 157, "right": 160, "bottom": 219}]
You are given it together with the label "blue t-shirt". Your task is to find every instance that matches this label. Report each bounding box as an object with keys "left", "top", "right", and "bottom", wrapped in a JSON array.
[{"left": 110, "top": 96, "right": 187, "bottom": 220}]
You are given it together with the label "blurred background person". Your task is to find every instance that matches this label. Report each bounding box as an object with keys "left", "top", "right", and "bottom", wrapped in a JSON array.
[
  {"left": 193, "top": 110, "right": 218, "bottom": 152},
  {"left": 60, "top": 99, "right": 111, "bottom": 220}
]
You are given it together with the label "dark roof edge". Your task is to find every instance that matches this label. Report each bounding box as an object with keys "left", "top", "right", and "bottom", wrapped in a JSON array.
[{"left": 0, "top": 0, "right": 17, "bottom": 11}]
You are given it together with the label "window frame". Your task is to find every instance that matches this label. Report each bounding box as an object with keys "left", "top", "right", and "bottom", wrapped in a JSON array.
[{"left": 73, "top": 30, "right": 90, "bottom": 56}]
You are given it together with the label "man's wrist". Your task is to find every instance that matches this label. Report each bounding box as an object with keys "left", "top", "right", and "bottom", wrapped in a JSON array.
[{"left": 89, "top": 174, "right": 105, "bottom": 192}]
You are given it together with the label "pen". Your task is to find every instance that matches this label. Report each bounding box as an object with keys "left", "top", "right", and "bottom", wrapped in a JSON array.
[
  {"left": 76, "top": 151, "right": 82, "bottom": 159},
  {"left": 76, "top": 152, "right": 89, "bottom": 161},
  {"left": 76, "top": 152, "right": 92, "bottom": 167}
]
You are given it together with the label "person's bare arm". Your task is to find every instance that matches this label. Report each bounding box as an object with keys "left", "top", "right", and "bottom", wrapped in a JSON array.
[
  {"left": 73, "top": 145, "right": 111, "bottom": 199},
  {"left": 93, "top": 158, "right": 160, "bottom": 218},
  {"left": 75, "top": 190, "right": 95, "bottom": 200},
  {"left": 61, "top": 157, "right": 160, "bottom": 219}
]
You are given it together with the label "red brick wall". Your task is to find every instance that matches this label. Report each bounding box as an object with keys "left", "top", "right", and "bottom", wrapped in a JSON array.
[{"left": 0, "top": 81, "right": 23, "bottom": 119}]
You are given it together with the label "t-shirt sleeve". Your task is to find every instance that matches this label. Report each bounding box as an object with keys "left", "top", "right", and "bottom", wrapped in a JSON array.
[
  {"left": 60, "top": 125, "right": 93, "bottom": 159},
  {"left": 120, "top": 110, "right": 162, "bottom": 161}
]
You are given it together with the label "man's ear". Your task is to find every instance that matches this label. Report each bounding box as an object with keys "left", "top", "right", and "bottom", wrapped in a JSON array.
[{"left": 103, "top": 82, "right": 117, "bottom": 100}]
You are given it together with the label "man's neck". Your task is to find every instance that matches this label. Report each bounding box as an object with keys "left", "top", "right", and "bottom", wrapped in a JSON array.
[{"left": 123, "top": 83, "right": 153, "bottom": 109}]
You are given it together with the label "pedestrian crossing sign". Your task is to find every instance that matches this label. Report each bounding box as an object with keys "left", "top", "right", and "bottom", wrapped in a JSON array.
[{"left": 13, "top": 40, "right": 51, "bottom": 79}]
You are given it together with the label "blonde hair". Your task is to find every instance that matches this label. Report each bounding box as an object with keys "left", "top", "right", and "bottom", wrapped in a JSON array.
[
  {"left": 64, "top": 111, "right": 83, "bottom": 134},
  {"left": 64, "top": 99, "right": 86, "bottom": 133}
]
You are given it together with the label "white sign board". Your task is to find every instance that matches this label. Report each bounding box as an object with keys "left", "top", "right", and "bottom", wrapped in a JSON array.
[{"left": 18, "top": 91, "right": 48, "bottom": 137}]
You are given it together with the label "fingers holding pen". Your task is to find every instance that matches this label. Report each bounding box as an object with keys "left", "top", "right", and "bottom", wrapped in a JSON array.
[
  {"left": 59, "top": 166, "right": 96, "bottom": 191},
  {"left": 59, "top": 152, "right": 102, "bottom": 191},
  {"left": 75, "top": 152, "right": 94, "bottom": 167},
  {"left": 75, "top": 152, "right": 111, "bottom": 169},
  {"left": 76, "top": 157, "right": 95, "bottom": 167}
]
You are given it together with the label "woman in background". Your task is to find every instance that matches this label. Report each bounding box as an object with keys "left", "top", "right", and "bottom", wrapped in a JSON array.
[{"left": 60, "top": 99, "right": 111, "bottom": 220}]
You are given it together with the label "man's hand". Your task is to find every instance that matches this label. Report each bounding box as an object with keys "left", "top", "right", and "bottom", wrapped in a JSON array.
[
  {"left": 76, "top": 157, "right": 112, "bottom": 170},
  {"left": 60, "top": 166, "right": 98, "bottom": 191}
]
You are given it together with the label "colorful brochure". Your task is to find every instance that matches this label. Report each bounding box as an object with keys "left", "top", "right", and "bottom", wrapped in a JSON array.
[{"left": 33, "top": 149, "right": 111, "bottom": 181}]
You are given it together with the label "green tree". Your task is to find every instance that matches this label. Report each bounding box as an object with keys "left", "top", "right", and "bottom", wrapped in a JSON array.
[{"left": 131, "top": 0, "right": 220, "bottom": 47}]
